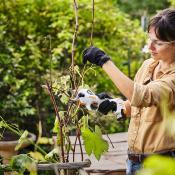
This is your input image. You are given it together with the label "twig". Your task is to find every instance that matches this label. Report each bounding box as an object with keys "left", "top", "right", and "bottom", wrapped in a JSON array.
[
  {"left": 72, "top": 134, "right": 78, "bottom": 162},
  {"left": 90, "top": 0, "right": 94, "bottom": 46},
  {"left": 48, "top": 35, "right": 52, "bottom": 85},
  {"left": 70, "top": 0, "right": 79, "bottom": 90},
  {"left": 72, "top": 128, "right": 84, "bottom": 162},
  {"left": 46, "top": 82, "right": 65, "bottom": 163},
  {"left": 72, "top": 0, "right": 78, "bottom": 67},
  {"left": 77, "top": 128, "right": 84, "bottom": 161},
  {"left": 65, "top": 136, "right": 71, "bottom": 162},
  {"left": 106, "top": 133, "right": 115, "bottom": 148},
  {"left": 35, "top": 100, "right": 42, "bottom": 151}
]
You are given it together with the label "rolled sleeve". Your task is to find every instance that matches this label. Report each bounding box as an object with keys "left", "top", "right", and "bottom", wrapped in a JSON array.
[
  {"left": 131, "top": 78, "right": 175, "bottom": 107},
  {"left": 131, "top": 83, "right": 148, "bottom": 106}
]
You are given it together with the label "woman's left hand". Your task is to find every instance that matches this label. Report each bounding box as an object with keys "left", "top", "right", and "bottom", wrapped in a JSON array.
[{"left": 82, "top": 46, "right": 110, "bottom": 67}]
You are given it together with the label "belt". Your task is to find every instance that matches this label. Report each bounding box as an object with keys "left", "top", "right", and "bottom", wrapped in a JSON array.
[{"left": 128, "top": 150, "right": 175, "bottom": 163}]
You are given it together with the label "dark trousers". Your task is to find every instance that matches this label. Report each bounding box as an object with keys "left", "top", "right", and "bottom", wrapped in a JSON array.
[{"left": 126, "top": 159, "right": 142, "bottom": 175}]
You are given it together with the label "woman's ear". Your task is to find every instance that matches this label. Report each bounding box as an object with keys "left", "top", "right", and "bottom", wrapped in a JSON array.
[{"left": 170, "top": 42, "right": 175, "bottom": 48}]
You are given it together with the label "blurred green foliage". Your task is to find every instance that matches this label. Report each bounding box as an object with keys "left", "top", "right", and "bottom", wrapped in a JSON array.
[
  {"left": 0, "top": 0, "right": 146, "bottom": 134},
  {"left": 169, "top": 0, "right": 175, "bottom": 6},
  {"left": 1, "top": 0, "right": 175, "bottom": 173},
  {"left": 116, "top": 0, "right": 170, "bottom": 18},
  {"left": 137, "top": 155, "right": 175, "bottom": 175}
]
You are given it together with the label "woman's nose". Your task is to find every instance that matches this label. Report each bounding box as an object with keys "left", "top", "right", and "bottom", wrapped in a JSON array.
[{"left": 148, "top": 40, "right": 156, "bottom": 51}]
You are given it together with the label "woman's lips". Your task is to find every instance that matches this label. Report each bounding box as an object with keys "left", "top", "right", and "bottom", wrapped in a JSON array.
[{"left": 151, "top": 52, "right": 158, "bottom": 55}]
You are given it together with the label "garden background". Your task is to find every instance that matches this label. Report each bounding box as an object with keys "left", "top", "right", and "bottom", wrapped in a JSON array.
[{"left": 1, "top": 1, "right": 175, "bottom": 174}]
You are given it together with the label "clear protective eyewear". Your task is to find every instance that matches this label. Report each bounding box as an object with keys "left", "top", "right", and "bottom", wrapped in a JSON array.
[{"left": 147, "top": 36, "right": 175, "bottom": 47}]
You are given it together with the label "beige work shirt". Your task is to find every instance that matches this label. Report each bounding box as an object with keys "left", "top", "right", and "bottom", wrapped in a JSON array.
[{"left": 128, "top": 58, "right": 175, "bottom": 153}]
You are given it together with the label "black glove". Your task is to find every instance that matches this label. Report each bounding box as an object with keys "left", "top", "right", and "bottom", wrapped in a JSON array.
[
  {"left": 97, "top": 92, "right": 117, "bottom": 115},
  {"left": 96, "top": 92, "right": 112, "bottom": 99},
  {"left": 82, "top": 46, "right": 110, "bottom": 67}
]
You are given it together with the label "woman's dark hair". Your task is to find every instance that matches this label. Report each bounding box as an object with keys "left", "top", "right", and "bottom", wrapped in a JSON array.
[{"left": 148, "top": 8, "right": 175, "bottom": 42}]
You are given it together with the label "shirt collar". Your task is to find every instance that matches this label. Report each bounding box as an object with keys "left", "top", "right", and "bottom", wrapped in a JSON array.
[
  {"left": 147, "top": 59, "right": 159, "bottom": 73},
  {"left": 160, "top": 61, "right": 175, "bottom": 74},
  {"left": 143, "top": 59, "right": 175, "bottom": 84},
  {"left": 148, "top": 59, "right": 175, "bottom": 74}
]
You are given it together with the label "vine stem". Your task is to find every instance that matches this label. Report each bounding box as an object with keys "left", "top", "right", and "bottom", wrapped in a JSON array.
[
  {"left": 72, "top": 136, "right": 78, "bottom": 162},
  {"left": 48, "top": 35, "right": 52, "bottom": 85},
  {"left": 72, "top": 127, "right": 84, "bottom": 162},
  {"left": 90, "top": 0, "right": 94, "bottom": 46},
  {"left": 70, "top": 0, "right": 79, "bottom": 90},
  {"left": 45, "top": 82, "right": 65, "bottom": 163},
  {"left": 77, "top": 128, "right": 84, "bottom": 161}
]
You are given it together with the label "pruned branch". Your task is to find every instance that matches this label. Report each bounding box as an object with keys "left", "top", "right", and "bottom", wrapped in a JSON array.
[
  {"left": 70, "top": 0, "right": 79, "bottom": 90},
  {"left": 45, "top": 82, "right": 65, "bottom": 163},
  {"left": 72, "top": 0, "right": 79, "bottom": 67},
  {"left": 90, "top": 0, "right": 95, "bottom": 46},
  {"left": 72, "top": 133, "right": 78, "bottom": 162},
  {"left": 48, "top": 35, "right": 52, "bottom": 85},
  {"left": 77, "top": 128, "right": 84, "bottom": 161},
  {"left": 72, "top": 127, "right": 84, "bottom": 162}
]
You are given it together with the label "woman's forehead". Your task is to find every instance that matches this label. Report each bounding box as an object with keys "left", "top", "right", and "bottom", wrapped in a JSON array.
[{"left": 148, "top": 27, "right": 158, "bottom": 39}]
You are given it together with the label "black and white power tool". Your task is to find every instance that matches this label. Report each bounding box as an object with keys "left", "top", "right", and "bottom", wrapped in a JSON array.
[{"left": 73, "top": 89, "right": 126, "bottom": 121}]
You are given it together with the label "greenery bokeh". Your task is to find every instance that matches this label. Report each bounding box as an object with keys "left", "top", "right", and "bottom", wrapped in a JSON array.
[
  {"left": 0, "top": 0, "right": 147, "bottom": 134},
  {"left": 1, "top": 0, "right": 175, "bottom": 174}
]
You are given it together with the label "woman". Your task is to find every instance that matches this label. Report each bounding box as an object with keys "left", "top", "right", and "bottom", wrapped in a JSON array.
[{"left": 82, "top": 8, "right": 175, "bottom": 175}]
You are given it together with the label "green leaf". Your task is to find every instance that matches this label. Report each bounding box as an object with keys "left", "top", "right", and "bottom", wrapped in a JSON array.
[
  {"left": 52, "top": 117, "right": 59, "bottom": 133},
  {"left": 74, "top": 65, "right": 82, "bottom": 78},
  {"left": 0, "top": 121, "right": 5, "bottom": 128},
  {"left": 81, "top": 115, "right": 89, "bottom": 130},
  {"left": 95, "top": 125, "right": 102, "bottom": 136},
  {"left": 52, "top": 112, "right": 65, "bottom": 133},
  {"left": 10, "top": 154, "right": 36, "bottom": 174},
  {"left": 60, "top": 75, "right": 70, "bottom": 84},
  {"left": 29, "top": 151, "right": 45, "bottom": 161},
  {"left": 81, "top": 125, "right": 109, "bottom": 160},
  {"left": 45, "top": 148, "right": 59, "bottom": 162},
  {"left": 15, "top": 130, "right": 29, "bottom": 151},
  {"left": 37, "top": 137, "right": 53, "bottom": 145},
  {"left": 60, "top": 94, "right": 69, "bottom": 104}
]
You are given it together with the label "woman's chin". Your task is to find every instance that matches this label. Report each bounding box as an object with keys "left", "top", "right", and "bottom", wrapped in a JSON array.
[{"left": 151, "top": 53, "right": 159, "bottom": 60}]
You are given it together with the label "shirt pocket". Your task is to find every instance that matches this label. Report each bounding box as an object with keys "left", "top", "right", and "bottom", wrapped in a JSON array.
[{"left": 142, "top": 106, "right": 162, "bottom": 122}]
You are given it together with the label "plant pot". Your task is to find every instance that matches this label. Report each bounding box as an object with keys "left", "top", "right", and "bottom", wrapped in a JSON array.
[{"left": 0, "top": 132, "right": 36, "bottom": 165}]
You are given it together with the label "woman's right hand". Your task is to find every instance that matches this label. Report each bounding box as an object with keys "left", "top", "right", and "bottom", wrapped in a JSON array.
[{"left": 97, "top": 92, "right": 117, "bottom": 115}]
